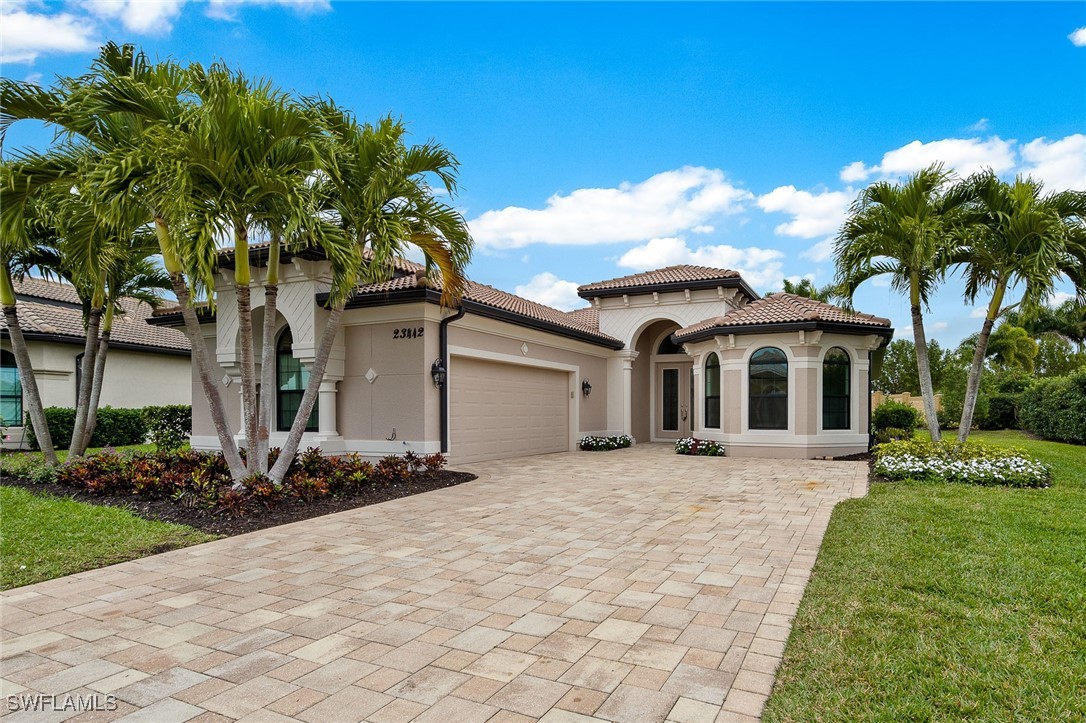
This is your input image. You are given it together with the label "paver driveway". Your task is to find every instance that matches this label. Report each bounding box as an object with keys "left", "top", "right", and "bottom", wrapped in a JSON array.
[{"left": 1, "top": 444, "right": 867, "bottom": 723}]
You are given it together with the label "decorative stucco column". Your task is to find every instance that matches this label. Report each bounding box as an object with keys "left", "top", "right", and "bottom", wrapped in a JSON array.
[
  {"left": 317, "top": 380, "right": 339, "bottom": 436},
  {"left": 620, "top": 350, "right": 639, "bottom": 438}
]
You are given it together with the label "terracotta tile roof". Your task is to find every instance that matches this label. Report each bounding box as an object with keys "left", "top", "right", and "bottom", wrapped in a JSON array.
[
  {"left": 674, "top": 292, "right": 892, "bottom": 340},
  {"left": 578, "top": 265, "right": 743, "bottom": 295},
  {"left": 564, "top": 307, "right": 599, "bottom": 330},
  {"left": 2, "top": 277, "right": 190, "bottom": 353},
  {"left": 352, "top": 270, "right": 621, "bottom": 346}
]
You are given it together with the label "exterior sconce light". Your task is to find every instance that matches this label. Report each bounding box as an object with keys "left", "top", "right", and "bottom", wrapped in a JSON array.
[
  {"left": 582, "top": 379, "right": 592, "bottom": 398},
  {"left": 430, "top": 358, "right": 447, "bottom": 388}
]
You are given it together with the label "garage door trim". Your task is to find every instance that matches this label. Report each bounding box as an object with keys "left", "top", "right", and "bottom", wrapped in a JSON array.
[{"left": 447, "top": 345, "right": 579, "bottom": 459}]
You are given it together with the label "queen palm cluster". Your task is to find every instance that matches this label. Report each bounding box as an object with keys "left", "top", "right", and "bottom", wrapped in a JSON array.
[{"left": 1, "top": 43, "right": 473, "bottom": 484}]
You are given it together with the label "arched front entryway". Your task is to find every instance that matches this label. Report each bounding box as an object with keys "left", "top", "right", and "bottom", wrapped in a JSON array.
[{"left": 629, "top": 319, "right": 692, "bottom": 442}]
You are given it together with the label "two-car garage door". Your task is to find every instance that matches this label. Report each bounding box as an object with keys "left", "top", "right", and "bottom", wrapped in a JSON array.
[{"left": 450, "top": 357, "right": 570, "bottom": 464}]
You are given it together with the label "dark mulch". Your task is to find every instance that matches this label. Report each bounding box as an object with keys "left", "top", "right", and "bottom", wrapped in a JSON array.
[{"left": 0, "top": 471, "right": 476, "bottom": 537}]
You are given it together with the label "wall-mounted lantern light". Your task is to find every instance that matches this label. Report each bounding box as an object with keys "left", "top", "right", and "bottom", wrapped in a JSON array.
[
  {"left": 431, "top": 358, "right": 447, "bottom": 388},
  {"left": 582, "top": 379, "right": 592, "bottom": 398}
]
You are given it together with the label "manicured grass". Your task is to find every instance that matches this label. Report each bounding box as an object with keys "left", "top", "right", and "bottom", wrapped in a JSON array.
[
  {"left": 0, "top": 443, "right": 157, "bottom": 472},
  {"left": 764, "top": 430, "right": 1086, "bottom": 722},
  {"left": 0, "top": 486, "right": 217, "bottom": 589}
]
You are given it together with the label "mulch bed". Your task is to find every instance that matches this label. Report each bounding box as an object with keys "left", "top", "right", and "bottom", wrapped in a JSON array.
[{"left": 0, "top": 471, "right": 476, "bottom": 537}]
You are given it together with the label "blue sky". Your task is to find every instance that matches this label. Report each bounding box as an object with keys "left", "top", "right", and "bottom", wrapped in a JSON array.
[{"left": 3, "top": 1, "right": 1085, "bottom": 346}]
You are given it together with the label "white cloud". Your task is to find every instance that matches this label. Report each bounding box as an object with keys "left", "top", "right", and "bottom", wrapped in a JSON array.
[
  {"left": 968, "top": 118, "right": 991, "bottom": 132},
  {"left": 1019, "top": 134, "right": 1086, "bottom": 191},
  {"left": 205, "top": 0, "right": 331, "bottom": 22},
  {"left": 841, "top": 136, "right": 1016, "bottom": 182},
  {"left": 469, "top": 167, "right": 753, "bottom": 249},
  {"left": 930, "top": 321, "right": 949, "bottom": 332},
  {"left": 692, "top": 225, "right": 715, "bottom": 234},
  {"left": 1048, "top": 291, "right": 1078, "bottom": 308},
  {"left": 801, "top": 238, "right": 836, "bottom": 263},
  {"left": 514, "top": 272, "right": 583, "bottom": 312},
  {"left": 970, "top": 307, "right": 988, "bottom": 319},
  {"left": 617, "top": 236, "right": 785, "bottom": 290},
  {"left": 757, "top": 186, "right": 854, "bottom": 238},
  {"left": 0, "top": 8, "right": 98, "bottom": 63},
  {"left": 1070, "top": 27, "right": 1086, "bottom": 47},
  {"left": 81, "top": 0, "right": 185, "bottom": 34}
]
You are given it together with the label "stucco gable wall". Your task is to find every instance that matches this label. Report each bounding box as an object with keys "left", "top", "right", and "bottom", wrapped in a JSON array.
[{"left": 593, "top": 287, "right": 743, "bottom": 347}]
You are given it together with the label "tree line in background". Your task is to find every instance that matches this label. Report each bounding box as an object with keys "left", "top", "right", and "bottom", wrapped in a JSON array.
[{"left": 1, "top": 43, "right": 473, "bottom": 486}]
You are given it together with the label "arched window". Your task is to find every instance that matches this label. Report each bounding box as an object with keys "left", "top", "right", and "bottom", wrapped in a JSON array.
[
  {"left": 276, "top": 329, "right": 318, "bottom": 432},
  {"left": 823, "top": 347, "right": 851, "bottom": 430},
  {"left": 704, "top": 353, "right": 721, "bottom": 428},
  {"left": 749, "top": 347, "right": 787, "bottom": 430},
  {"left": 0, "top": 350, "right": 22, "bottom": 427}
]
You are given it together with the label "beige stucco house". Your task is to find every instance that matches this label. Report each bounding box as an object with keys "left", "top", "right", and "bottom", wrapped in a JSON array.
[
  {"left": 151, "top": 250, "right": 891, "bottom": 463},
  {"left": 0, "top": 277, "right": 192, "bottom": 449}
]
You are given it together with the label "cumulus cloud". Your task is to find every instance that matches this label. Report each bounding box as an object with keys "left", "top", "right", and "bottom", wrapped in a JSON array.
[
  {"left": 840, "top": 136, "right": 1017, "bottom": 182},
  {"left": 1019, "top": 134, "right": 1086, "bottom": 191},
  {"left": 468, "top": 167, "right": 753, "bottom": 249},
  {"left": 617, "top": 237, "right": 785, "bottom": 290},
  {"left": 1070, "top": 27, "right": 1086, "bottom": 47},
  {"left": 801, "top": 238, "right": 836, "bottom": 263},
  {"left": 205, "top": 0, "right": 331, "bottom": 22},
  {"left": 970, "top": 307, "right": 988, "bottom": 319},
  {"left": 968, "top": 118, "right": 991, "bottom": 132},
  {"left": 514, "top": 272, "right": 583, "bottom": 312},
  {"left": 0, "top": 7, "right": 98, "bottom": 63},
  {"left": 757, "top": 186, "right": 854, "bottom": 238},
  {"left": 81, "top": 0, "right": 185, "bottom": 34},
  {"left": 1048, "top": 291, "right": 1078, "bottom": 308}
]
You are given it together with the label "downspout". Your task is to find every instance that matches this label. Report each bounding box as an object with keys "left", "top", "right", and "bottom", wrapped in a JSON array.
[
  {"left": 867, "top": 350, "right": 874, "bottom": 451},
  {"left": 439, "top": 305, "right": 467, "bottom": 453}
]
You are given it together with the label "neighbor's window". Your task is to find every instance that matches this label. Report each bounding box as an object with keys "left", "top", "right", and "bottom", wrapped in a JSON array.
[
  {"left": 276, "top": 329, "right": 318, "bottom": 432},
  {"left": 0, "top": 350, "right": 22, "bottom": 426},
  {"left": 823, "top": 347, "right": 851, "bottom": 430},
  {"left": 705, "top": 353, "right": 721, "bottom": 428},
  {"left": 749, "top": 347, "right": 788, "bottom": 430}
]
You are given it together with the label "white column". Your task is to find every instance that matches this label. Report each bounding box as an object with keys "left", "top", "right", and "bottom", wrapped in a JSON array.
[
  {"left": 317, "top": 380, "right": 339, "bottom": 436},
  {"left": 620, "top": 350, "right": 639, "bottom": 438},
  {"left": 690, "top": 362, "right": 702, "bottom": 436}
]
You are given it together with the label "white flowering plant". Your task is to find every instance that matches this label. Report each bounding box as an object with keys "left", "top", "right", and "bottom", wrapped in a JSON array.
[
  {"left": 873, "top": 438, "right": 1051, "bottom": 488},
  {"left": 579, "top": 435, "right": 633, "bottom": 451},
  {"left": 674, "top": 438, "right": 726, "bottom": 456}
]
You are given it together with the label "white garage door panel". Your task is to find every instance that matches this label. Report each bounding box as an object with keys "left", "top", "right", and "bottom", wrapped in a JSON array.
[{"left": 451, "top": 358, "right": 570, "bottom": 464}]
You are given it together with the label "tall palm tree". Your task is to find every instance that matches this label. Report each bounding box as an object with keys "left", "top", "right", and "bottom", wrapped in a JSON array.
[
  {"left": 835, "top": 164, "right": 971, "bottom": 441},
  {"left": 955, "top": 173, "right": 1086, "bottom": 439},
  {"left": 265, "top": 107, "right": 473, "bottom": 484}
]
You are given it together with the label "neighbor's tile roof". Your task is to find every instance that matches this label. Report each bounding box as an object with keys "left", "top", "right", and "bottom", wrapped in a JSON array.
[
  {"left": 564, "top": 307, "right": 599, "bottom": 330},
  {"left": 353, "top": 266, "right": 621, "bottom": 345},
  {"left": 674, "top": 292, "right": 892, "bottom": 339},
  {"left": 2, "top": 277, "right": 190, "bottom": 352},
  {"left": 578, "top": 265, "right": 742, "bottom": 294}
]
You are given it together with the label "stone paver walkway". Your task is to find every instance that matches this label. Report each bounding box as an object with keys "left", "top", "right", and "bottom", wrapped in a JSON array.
[{"left": 1, "top": 444, "right": 867, "bottom": 722}]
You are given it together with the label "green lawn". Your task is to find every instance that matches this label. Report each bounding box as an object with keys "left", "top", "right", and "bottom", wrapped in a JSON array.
[
  {"left": 0, "top": 486, "right": 217, "bottom": 589},
  {"left": 0, "top": 443, "right": 157, "bottom": 475},
  {"left": 763, "top": 430, "right": 1086, "bottom": 721}
]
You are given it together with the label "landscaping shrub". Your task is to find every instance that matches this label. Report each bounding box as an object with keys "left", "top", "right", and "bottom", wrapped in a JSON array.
[
  {"left": 871, "top": 400, "right": 921, "bottom": 433},
  {"left": 141, "top": 405, "right": 191, "bottom": 450},
  {"left": 873, "top": 427, "right": 913, "bottom": 445},
  {"left": 1018, "top": 367, "right": 1086, "bottom": 445},
  {"left": 873, "top": 438, "right": 1051, "bottom": 488},
  {"left": 981, "top": 393, "right": 1021, "bottom": 430},
  {"left": 26, "top": 406, "right": 146, "bottom": 449},
  {"left": 422, "top": 453, "right": 447, "bottom": 472},
  {"left": 374, "top": 455, "right": 411, "bottom": 484},
  {"left": 578, "top": 435, "right": 633, "bottom": 451},
  {"left": 675, "top": 438, "right": 726, "bottom": 456}
]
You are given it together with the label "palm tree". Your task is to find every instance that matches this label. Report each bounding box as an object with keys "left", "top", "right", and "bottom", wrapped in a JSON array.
[
  {"left": 955, "top": 173, "right": 1086, "bottom": 440},
  {"left": 835, "top": 164, "right": 971, "bottom": 441},
  {"left": 265, "top": 107, "right": 473, "bottom": 484}
]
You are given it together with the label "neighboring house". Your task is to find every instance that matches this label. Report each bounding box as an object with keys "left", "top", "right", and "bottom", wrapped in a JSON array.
[
  {"left": 0, "top": 277, "right": 192, "bottom": 450},
  {"left": 150, "top": 249, "right": 891, "bottom": 463}
]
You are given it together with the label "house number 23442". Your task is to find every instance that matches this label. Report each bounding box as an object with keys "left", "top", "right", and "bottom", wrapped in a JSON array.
[{"left": 393, "top": 327, "right": 424, "bottom": 339}]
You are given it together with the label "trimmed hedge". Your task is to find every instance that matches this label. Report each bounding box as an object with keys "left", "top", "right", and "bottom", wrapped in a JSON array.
[
  {"left": 872, "top": 400, "right": 921, "bottom": 433},
  {"left": 1018, "top": 367, "right": 1086, "bottom": 445},
  {"left": 873, "top": 437, "right": 1051, "bottom": 488},
  {"left": 141, "top": 405, "right": 192, "bottom": 450},
  {"left": 25, "top": 406, "right": 147, "bottom": 450}
]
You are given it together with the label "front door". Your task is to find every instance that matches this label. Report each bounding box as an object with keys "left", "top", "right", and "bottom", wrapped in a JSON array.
[{"left": 655, "top": 362, "right": 693, "bottom": 440}]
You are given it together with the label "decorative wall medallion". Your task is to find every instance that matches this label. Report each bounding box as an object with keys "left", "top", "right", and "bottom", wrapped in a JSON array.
[
  {"left": 521, "top": 343, "right": 529, "bottom": 356},
  {"left": 365, "top": 368, "right": 378, "bottom": 384}
]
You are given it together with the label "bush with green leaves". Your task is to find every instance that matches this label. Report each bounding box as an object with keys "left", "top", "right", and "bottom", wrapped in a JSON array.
[
  {"left": 579, "top": 435, "right": 633, "bottom": 451},
  {"left": 141, "top": 405, "right": 192, "bottom": 450},
  {"left": 873, "top": 438, "right": 1051, "bottom": 488},
  {"left": 1017, "top": 367, "right": 1086, "bottom": 444},
  {"left": 873, "top": 427, "right": 914, "bottom": 445},
  {"left": 872, "top": 400, "right": 921, "bottom": 433},
  {"left": 981, "top": 393, "right": 1020, "bottom": 430},
  {"left": 675, "top": 438, "right": 726, "bottom": 456},
  {"left": 25, "top": 406, "right": 146, "bottom": 449}
]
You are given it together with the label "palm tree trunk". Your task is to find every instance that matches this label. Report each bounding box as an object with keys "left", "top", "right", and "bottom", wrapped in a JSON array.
[
  {"left": 256, "top": 238, "right": 280, "bottom": 475},
  {"left": 911, "top": 299, "right": 942, "bottom": 442},
  {"left": 1, "top": 268, "right": 58, "bottom": 465},
  {"left": 68, "top": 305, "right": 102, "bottom": 458},
  {"left": 80, "top": 304, "right": 113, "bottom": 453},
  {"left": 268, "top": 304, "right": 344, "bottom": 484},
  {"left": 958, "top": 283, "right": 1006, "bottom": 442},
  {"left": 233, "top": 222, "right": 258, "bottom": 472}
]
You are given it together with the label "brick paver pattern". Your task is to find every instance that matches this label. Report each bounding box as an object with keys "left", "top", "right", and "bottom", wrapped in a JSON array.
[{"left": 1, "top": 444, "right": 868, "bottom": 722}]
